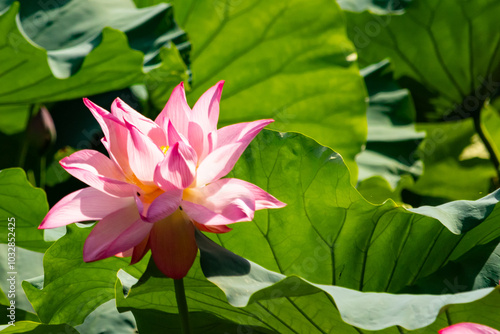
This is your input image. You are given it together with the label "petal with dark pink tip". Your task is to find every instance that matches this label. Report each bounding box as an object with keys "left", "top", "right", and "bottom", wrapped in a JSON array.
[
  {"left": 111, "top": 98, "right": 166, "bottom": 147},
  {"left": 191, "top": 80, "right": 224, "bottom": 134},
  {"left": 155, "top": 82, "right": 191, "bottom": 137},
  {"left": 231, "top": 179, "right": 286, "bottom": 210},
  {"left": 215, "top": 119, "right": 274, "bottom": 149},
  {"left": 166, "top": 120, "right": 187, "bottom": 147},
  {"left": 39, "top": 187, "right": 134, "bottom": 229},
  {"left": 83, "top": 98, "right": 111, "bottom": 139}
]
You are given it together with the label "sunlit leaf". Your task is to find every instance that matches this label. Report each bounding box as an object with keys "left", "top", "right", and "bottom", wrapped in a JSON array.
[
  {"left": 170, "top": 0, "right": 367, "bottom": 180},
  {"left": 0, "top": 168, "right": 51, "bottom": 252}
]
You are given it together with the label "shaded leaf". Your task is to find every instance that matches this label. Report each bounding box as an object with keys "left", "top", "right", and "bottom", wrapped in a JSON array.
[
  {"left": 344, "top": 0, "right": 500, "bottom": 121},
  {"left": 131, "top": 308, "right": 273, "bottom": 334},
  {"left": 356, "top": 60, "right": 424, "bottom": 193},
  {"left": 409, "top": 119, "right": 496, "bottom": 202}
]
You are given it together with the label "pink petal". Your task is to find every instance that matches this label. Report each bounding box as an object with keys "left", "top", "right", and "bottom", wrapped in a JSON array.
[
  {"left": 195, "top": 143, "right": 242, "bottom": 186},
  {"left": 39, "top": 188, "right": 134, "bottom": 229},
  {"left": 183, "top": 178, "right": 256, "bottom": 223},
  {"left": 154, "top": 141, "right": 197, "bottom": 190},
  {"left": 83, "top": 204, "right": 153, "bottom": 262},
  {"left": 196, "top": 119, "right": 274, "bottom": 186},
  {"left": 101, "top": 113, "right": 134, "bottom": 177},
  {"left": 126, "top": 121, "right": 164, "bottom": 184},
  {"left": 155, "top": 82, "right": 191, "bottom": 138},
  {"left": 187, "top": 121, "right": 206, "bottom": 161},
  {"left": 83, "top": 98, "right": 111, "bottom": 139},
  {"left": 115, "top": 249, "right": 133, "bottom": 258},
  {"left": 131, "top": 236, "right": 150, "bottom": 264},
  {"left": 439, "top": 323, "right": 500, "bottom": 334},
  {"left": 111, "top": 98, "right": 166, "bottom": 147},
  {"left": 193, "top": 221, "right": 232, "bottom": 234},
  {"left": 181, "top": 201, "right": 235, "bottom": 226},
  {"left": 207, "top": 130, "right": 217, "bottom": 155},
  {"left": 190, "top": 80, "right": 224, "bottom": 135},
  {"left": 232, "top": 179, "right": 286, "bottom": 210},
  {"left": 150, "top": 209, "right": 198, "bottom": 279},
  {"left": 60, "top": 150, "right": 139, "bottom": 197},
  {"left": 215, "top": 119, "right": 274, "bottom": 149},
  {"left": 84, "top": 98, "right": 139, "bottom": 178},
  {"left": 166, "top": 120, "right": 187, "bottom": 147},
  {"left": 140, "top": 189, "right": 182, "bottom": 223}
]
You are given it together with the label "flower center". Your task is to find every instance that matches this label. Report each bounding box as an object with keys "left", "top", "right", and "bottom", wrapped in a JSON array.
[
  {"left": 141, "top": 188, "right": 164, "bottom": 204},
  {"left": 160, "top": 145, "right": 169, "bottom": 155}
]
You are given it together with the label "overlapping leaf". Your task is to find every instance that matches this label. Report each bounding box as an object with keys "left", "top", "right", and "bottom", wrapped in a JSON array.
[
  {"left": 0, "top": 3, "right": 143, "bottom": 106},
  {"left": 343, "top": 0, "right": 500, "bottom": 121},
  {"left": 0, "top": 0, "right": 189, "bottom": 143},
  {"left": 356, "top": 60, "right": 424, "bottom": 203},
  {"left": 117, "top": 130, "right": 500, "bottom": 332},
  {"left": 11, "top": 0, "right": 187, "bottom": 70}
]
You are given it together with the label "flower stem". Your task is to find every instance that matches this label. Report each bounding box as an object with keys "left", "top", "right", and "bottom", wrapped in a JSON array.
[
  {"left": 473, "top": 109, "right": 500, "bottom": 182},
  {"left": 174, "top": 278, "right": 191, "bottom": 334}
]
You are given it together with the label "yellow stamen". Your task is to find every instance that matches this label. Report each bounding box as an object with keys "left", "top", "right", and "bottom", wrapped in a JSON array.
[{"left": 160, "top": 145, "right": 169, "bottom": 154}]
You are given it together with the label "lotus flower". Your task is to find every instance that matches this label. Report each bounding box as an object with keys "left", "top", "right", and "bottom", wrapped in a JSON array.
[
  {"left": 439, "top": 323, "right": 500, "bottom": 334},
  {"left": 39, "top": 81, "right": 285, "bottom": 279}
]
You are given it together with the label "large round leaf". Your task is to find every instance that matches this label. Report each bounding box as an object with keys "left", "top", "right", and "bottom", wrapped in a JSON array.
[
  {"left": 118, "top": 130, "right": 500, "bottom": 332},
  {"left": 168, "top": 0, "right": 367, "bottom": 180}
]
